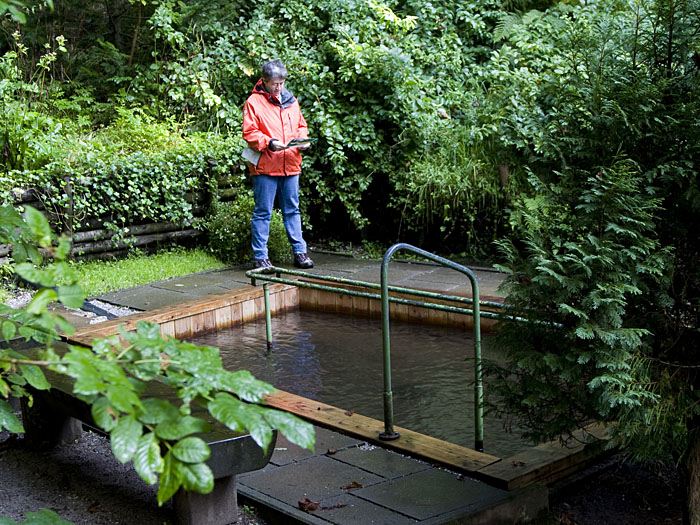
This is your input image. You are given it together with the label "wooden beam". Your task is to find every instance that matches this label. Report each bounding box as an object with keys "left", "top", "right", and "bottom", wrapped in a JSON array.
[
  {"left": 476, "top": 423, "right": 611, "bottom": 490},
  {"left": 264, "top": 390, "right": 501, "bottom": 474}
]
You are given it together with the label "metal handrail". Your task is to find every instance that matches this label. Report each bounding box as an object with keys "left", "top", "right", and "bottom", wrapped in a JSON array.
[
  {"left": 378, "top": 244, "right": 483, "bottom": 451},
  {"left": 246, "top": 247, "right": 492, "bottom": 452}
]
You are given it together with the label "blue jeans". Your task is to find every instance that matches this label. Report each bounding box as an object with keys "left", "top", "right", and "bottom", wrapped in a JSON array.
[{"left": 251, "top": 174, "right": 307, "bottom": 260}]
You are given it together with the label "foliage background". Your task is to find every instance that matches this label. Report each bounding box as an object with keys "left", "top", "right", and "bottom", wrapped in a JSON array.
[{"left": 0, "top": 0, "right": 515, "bottom": 257}]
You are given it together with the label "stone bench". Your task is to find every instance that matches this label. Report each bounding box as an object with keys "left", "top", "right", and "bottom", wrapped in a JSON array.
[{"left": 17, "top": 342, "right": 275, "bottom": 525}]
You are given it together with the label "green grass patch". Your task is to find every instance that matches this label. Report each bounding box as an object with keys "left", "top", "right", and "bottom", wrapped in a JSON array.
[
  {"left": 0, "top": 288, "right": 12, "bottom": 304},
  {"left": 71, "top": 247, "right": 227, "bottom": 297}
]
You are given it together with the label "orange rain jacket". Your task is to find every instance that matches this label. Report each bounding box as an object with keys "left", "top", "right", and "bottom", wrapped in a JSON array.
[{"left": 242, "top": 79, "right": 309, "bottom": 176}]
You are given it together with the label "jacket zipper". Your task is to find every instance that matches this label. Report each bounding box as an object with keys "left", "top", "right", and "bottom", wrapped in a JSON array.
[{"left": 280, "top": 106, "right": 287, "bottom": 175}]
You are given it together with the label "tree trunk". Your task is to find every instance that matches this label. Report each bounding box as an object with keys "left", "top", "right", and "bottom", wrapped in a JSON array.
[{"left": 685, "top": 426, "right": 700, "bottom": 525}]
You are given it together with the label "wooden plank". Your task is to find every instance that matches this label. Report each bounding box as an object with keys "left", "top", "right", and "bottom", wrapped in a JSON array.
[
  {"left": 215, "top": 305, "right": 233, "bottom": 329},
  {"left": 190, "top": 313, "right": 205, "bottom": 336},
  {"left": 72, "top": 309, "right": 156, "bottom": 337},
  {"left": 264, "top": 390, "right": 500, "bottom": 474},
  {"left": 231, "top": 302, "right": 243, "bottom": 324},
  {"left": 69, "top": 285, "right": 279, "bottom": 341},
  {"left": 254, "top": 296, "right": 265, "bottom": 319},
  {"left": 274, "top": 289, "right": 285, "bottom": 312},
  {"left": 351, "top": 294, "right": 370, "bottom": 315},
  {"left": 288, "top": 288, "right": 299, "bottom": 311},
  {"left": 313, "top": 289, "right": 335, "bottom": 313},
  {"left": 241, "top": 299, "right": 256, "bottom": 323},
  {"left": 391, "top": 301, "right": 409, "bottom": 322},
  {"left": 267, "top": 289, "right": 278, "bottom": 314},
  {"left": 202, "top": 309, "right": 217, "bottom": 332},
  {"left": 174, "top": 317, "right": 192, "bottom": 338},
  {"left": 160, "top": 321, "right": 175, "bottom": 338},
  {"left": 368, "top": 296, "right": 382, "bottom": 318},
  {"left": 337, "top": 292, "right": 353, "bottom": 315},
  {"left": 476, "top": 423, "right": 610, "bottom": 490}
]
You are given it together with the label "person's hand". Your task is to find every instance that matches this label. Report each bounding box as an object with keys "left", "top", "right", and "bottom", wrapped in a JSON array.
[{"left": 269, "top": 139, "right": 285, "bottom": 152}]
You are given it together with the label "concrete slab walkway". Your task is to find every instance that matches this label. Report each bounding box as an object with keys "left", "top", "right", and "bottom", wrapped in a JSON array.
[
  {"left": 82, "top": 251, "right": 548, "bottom": 524},
  {"left": 95, "top": 252, "right": 507, "bottom": 313}
]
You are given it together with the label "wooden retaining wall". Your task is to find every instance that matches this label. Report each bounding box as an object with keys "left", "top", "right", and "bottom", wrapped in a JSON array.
[
  {"left": 297, "top": 277, "right": 502, "bottom": 331},
  {"left": 69, "top": 283, "right": 298, "bottom": 347}
]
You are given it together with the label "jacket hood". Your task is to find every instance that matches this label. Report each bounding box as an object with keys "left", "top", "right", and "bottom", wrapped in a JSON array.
[{"left": 252, "top": 78, "right": 296, "bottom": 109}]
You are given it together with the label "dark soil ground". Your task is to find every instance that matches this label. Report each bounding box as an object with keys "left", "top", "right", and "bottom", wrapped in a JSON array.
[
  {"left": 0, "top": 423, "right": 685, "bottom": 525},
  {"left": 548, "top": 457, "right": 684, "bottom": 525}
]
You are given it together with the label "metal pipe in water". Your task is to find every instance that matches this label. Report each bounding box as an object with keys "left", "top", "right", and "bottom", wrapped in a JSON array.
[
  {"left": 379, "top": 250, "right": 399, "bottom": 440},
  {"left": 263, "top": 283, "right": 272, "bottom": 349}
]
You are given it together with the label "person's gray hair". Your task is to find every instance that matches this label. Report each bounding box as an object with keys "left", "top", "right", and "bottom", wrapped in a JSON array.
[{"left": 262, "top": 60, "right": 288, "bottom": 81}]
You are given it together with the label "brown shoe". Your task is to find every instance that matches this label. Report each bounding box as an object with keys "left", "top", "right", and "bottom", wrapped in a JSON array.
[
  {"left": 293, "top": 253, "right": 314, "bottom": 269},
  {"left": 253, "top": 258, "right": 274, "bottom": 273}
]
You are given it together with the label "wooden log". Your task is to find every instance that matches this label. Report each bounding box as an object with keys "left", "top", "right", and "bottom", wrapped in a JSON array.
[
  {"left": 12, "top": 188, "right": 40, "bottom": 203},
  {"left": 217, "top": 188, "right": 239, "bottom": 201},
  {"left": 71, "top": 228, "right": 203, "bottom": 255},
  {"left": 72, "top": 221, "right": 189, "bottom": 243}
]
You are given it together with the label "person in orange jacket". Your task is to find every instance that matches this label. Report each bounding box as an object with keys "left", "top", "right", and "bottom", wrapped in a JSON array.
[{"left": 242, "top": 59, "right": 314, "bottom": 271}]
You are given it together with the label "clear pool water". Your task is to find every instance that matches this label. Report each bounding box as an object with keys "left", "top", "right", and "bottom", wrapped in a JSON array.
[{"left": 187, "top": 309, "right": 532, "bottom": 458}]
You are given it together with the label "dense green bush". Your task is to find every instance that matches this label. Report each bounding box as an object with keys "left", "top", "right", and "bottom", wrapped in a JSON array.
[
  {"left": 390, "top": 120, "right": 508, "bottom": 255},
  {"left": 0, "top": 106, "right": 244, "bottom": 242},
  {"left": 206, "top": 193, "right": 290, "bottom": 265}
]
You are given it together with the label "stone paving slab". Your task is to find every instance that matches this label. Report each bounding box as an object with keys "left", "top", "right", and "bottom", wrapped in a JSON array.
[
  {"left": 239, "top": 455, "right": 384, "bottom": 507},
  {"left": 411, "top": 267, "right": 487, "bottom": 285},
  {"left": 98, "top": 286, "right": 192, "bottom": 311},
  {"left": 305, "top": 493, "right": 417, "bottom": 524},
  {"left": 331, "top": 446, "right": 432, "bottom": 480},
  {"left": 270, "top": 427, "right": 364, "bottom": 467},
  {"left": 152, "top": 283, "right": 234, "bottom": 298},
  {"left": 151, "top": 272, "right": 243, "bottom": 291},
  {"left": 353, "top": 468, "right": 510, "bottom": 521}
]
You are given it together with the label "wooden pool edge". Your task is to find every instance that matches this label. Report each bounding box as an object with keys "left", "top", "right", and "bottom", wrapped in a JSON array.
[{"left": 67, "top": 282, "right": 613, "bottom": 492}]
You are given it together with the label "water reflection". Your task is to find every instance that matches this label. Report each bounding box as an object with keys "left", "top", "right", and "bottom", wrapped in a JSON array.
[{"left": 187, "top": 310, "right": 532, "bottom": 457}]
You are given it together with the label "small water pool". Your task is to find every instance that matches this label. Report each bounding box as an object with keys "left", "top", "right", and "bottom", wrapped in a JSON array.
[{"left": 188, "top": 309, "right": 532, "bottom": 458}]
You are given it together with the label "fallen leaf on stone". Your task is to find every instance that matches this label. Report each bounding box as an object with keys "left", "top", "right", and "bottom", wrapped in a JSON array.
[
  {"left": 325, "top": 448, "right": 338, "bottom": 455},
  {"left": 341, "top": 481, "right": 363, "bottom": 490},
  {"left": 344, "top": 409, "right": 355, "bottom": 416},
  {"left": 512, "top": 461, "right": 526, "bottom": 467},
  {"left": 298, "top": 497, "right": 320, "bottom": 512}
]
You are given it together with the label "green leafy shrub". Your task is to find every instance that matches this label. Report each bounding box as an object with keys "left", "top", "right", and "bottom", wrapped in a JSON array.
[
  {"left": 0, "top": 110, "right": 244, "bottom": 246},
  {"left": 0, "top": 204, "right": 316, "bottom": 506},
  {"left": 391, "top": 120, "right": 508, "bottom": 256},
  {"left": 206, "top": 193, "right": 290, "bottom": 265}
]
